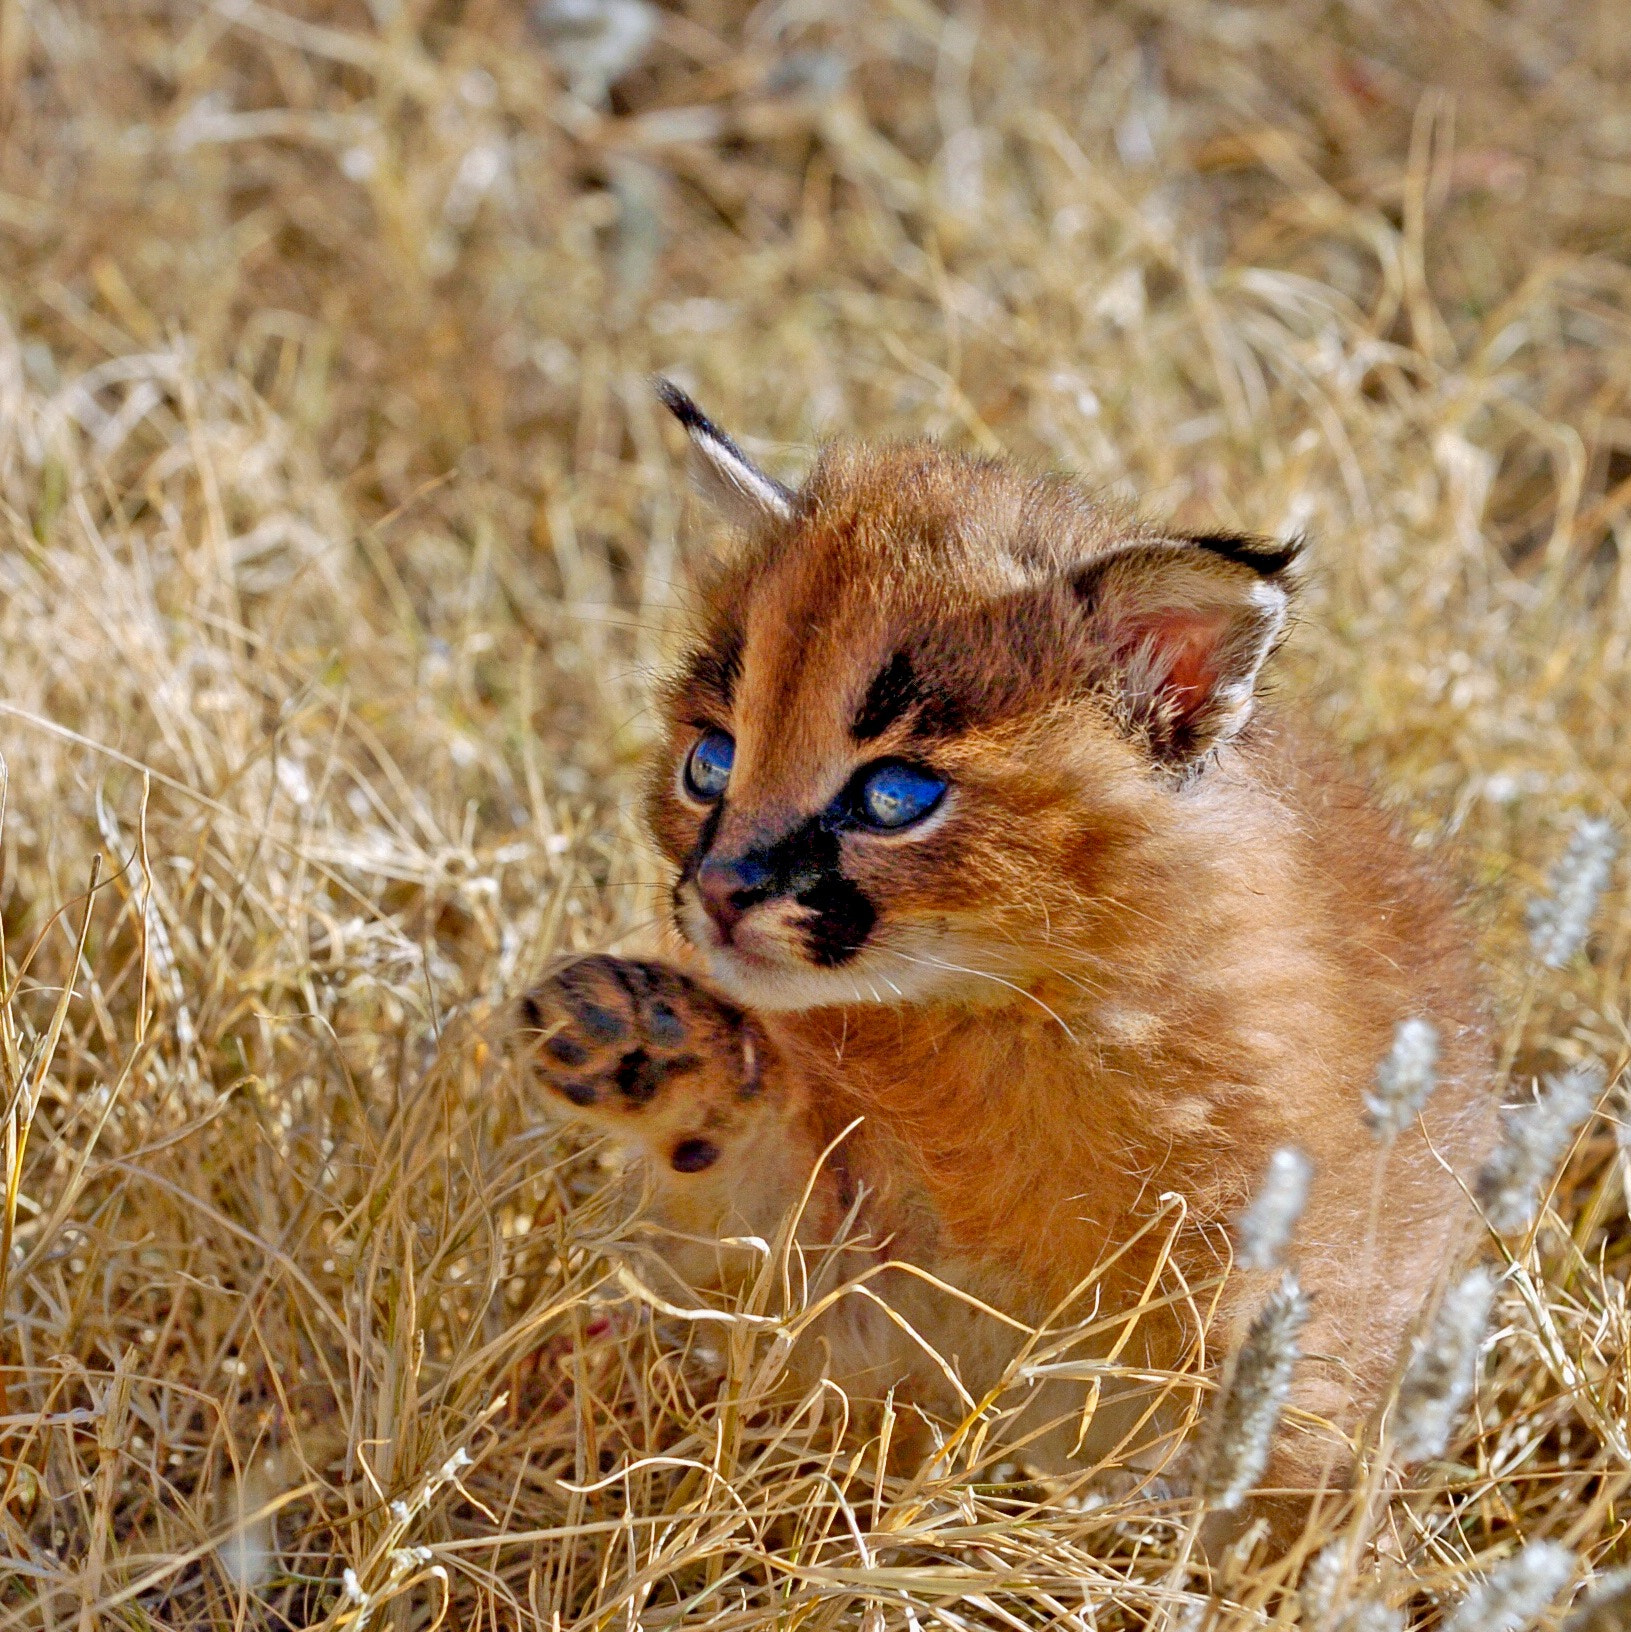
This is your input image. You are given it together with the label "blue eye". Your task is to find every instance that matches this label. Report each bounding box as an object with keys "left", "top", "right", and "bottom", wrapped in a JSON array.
[
  {"left": 856, "top": 762, "right": 946, "bottom": 830},
  {"left": 684, "top": 730, "right": 734, "bottom": 800}
]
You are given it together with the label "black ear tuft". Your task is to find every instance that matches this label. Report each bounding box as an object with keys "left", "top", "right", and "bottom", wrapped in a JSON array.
[
  {"left": 653, "top": 376, "right": 796, "bottom": 528},
  {"left": 1186, "top": 532, "right": 1303, "bottom": 578},
  {"left": 655, "top": 377, "right": 723, "bottom": 441}
]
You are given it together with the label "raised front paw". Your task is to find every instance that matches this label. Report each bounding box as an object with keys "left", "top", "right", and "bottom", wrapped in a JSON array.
[{"left": 516, "top": 956, "right": 767, "bottom": 1174}]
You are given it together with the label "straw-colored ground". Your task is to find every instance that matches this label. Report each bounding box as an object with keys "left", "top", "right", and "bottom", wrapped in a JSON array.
[{"left": 2, "top": 0, "right": 1629, "bottom": 1626}]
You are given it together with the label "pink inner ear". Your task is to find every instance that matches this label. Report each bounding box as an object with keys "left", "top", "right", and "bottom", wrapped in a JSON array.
[{"left": 1117, "top": 605, "right": 1234, "bottom": 717}]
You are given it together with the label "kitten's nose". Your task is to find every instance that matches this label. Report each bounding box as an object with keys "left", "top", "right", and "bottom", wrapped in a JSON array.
[{"left": 695, "top": 853, "right": 773, "bottom": 940}]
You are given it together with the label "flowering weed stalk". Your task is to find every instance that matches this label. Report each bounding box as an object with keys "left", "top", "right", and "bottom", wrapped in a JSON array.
[{"left": 1201, "top": 1273, "right": 1309, "bottom": 1512}]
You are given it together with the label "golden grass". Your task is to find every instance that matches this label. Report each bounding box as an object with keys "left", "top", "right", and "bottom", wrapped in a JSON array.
[{"left": 1, "top": 0, "right": 1629, "bottom": 1625}]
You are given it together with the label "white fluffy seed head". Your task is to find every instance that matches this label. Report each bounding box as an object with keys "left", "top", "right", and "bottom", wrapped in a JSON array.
[
  {"left": 1477, "top": 1062, "right": 1606, "bottom": 1234},
  {"left": 1564, "top": 1564, "right": 1631, "bottom": 1632},
  {"left": 1330, "top": 1600, "right": 1407, "bottom": 1632},
  {"left": 1442, "top": 1540, "right": 1575, "bottom": 1632},
  {"left": 1202, "top": 1273, "right": 1310, "bottom": 1512},
  {"left": 1302, "top": 1545, "right": 1407, "bottom": 1632},
  {"left": 437, "top": 1446, "right": 473, "bottom": 1484},
  {"left": 1365, "top": 1017, "right": 1440, "bottom": 1140},
  {"left": 388, "top": 1545, "right": 435, "bottom": 1580},
  {"left": 1234, "top": 1146, "right": 1313, "bottom": 1270},
  {"left": 1528, "top": 814, "right": 1618, "bottom": 970},
  {"left": 1299, "top": 1540, "right": 1347, "bottom": 1623},
  {"left": 530, "top": 0, "right": 658, "bottom": 106},
  {"left": 1393, "top": 1266, "right": 1497, "bottom": 1463},
  {"left": 341, "top": 1565, "right": 374, "bottom": 1631}
]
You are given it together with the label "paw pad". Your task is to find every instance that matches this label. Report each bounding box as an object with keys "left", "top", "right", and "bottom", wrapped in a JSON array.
[
  {"left": 670, "top": 1137, "right": 720, "bottom": 1172},
  {"left": 519, "top": 957, "right": 765, "bottom": 1146}
]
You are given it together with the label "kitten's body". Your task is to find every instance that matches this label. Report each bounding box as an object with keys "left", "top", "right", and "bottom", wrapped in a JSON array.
[{"left": 518, "top": 399, "right": 1492, "bottom": 1512}]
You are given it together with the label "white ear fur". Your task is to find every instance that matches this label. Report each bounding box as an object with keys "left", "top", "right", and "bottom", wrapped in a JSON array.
[
  {"left": 1205, "top": 579, "right": 1288, "bottom": 744},
  {"left": 1073, "top": 537, "right": 1298, "bottom": 766},
  {"left": 654, "top": 378, "right": 794, "bottom": 530}
]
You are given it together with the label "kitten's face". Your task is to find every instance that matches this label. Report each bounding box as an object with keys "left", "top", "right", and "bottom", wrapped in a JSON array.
[{"left": 646, "top": 427, "right": 1293, "bottom": 1013}]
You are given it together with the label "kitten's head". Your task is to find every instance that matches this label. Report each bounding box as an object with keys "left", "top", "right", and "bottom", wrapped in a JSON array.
[{"left": 646, "top": 382, "right": 1300, "bottom": 1012}]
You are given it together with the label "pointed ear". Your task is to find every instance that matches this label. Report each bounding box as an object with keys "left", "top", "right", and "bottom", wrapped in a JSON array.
[
  {"left": 654, "top": 378, "right": 795, "bottom": 531},
  {"left": 1071, "top": 533, "right": 1301, "bottom": 768}
]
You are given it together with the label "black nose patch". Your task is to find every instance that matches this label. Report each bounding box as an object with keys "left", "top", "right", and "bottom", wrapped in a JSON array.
[
  {"left": 795, "top": 872, "right": 876, "bottom": 965},
  {"left": 680, "top": 809, "right": 877, "bottom": 965}
]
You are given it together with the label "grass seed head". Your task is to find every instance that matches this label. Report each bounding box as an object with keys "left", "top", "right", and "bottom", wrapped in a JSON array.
[
  {"left": 1528, "top": 815, "right": 1618, "bottom": 969},
  {"left": 1304, "top": 1545, "right": 1407, "bottom": 1632},
  {"left": 1477, "top": 1062, "right": 1607, "bottom": 1233},
  {"left": 1563, "top": 1565, "right": 1631, "bottom": 1632},
  {"left": 1202, "top": 1272, "right": 1310, "bottom": 1512},
  {"left": 1300, "top": 1540, "right": 1348, "bottom": 1622},
  {"left": 1393, "top": 1266, "right": 1497, "bottom": 1463},
  {"left": 1365, "top": 1017, "right": 1440, "bottom": 1139},
  {"left": 1442, "top": 1540, "right": 1575, "bottom": 1632},
  {"left": 1330, "top": 1600, "right": 1408, "bottom": 1632},
  {"left": 1234, "top": 1145, "right": 1313, "bottom": 1269}
]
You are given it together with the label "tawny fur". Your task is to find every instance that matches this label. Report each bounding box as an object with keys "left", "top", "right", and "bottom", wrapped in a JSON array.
[{"left": 516, "top": 410, "right": 1494, "bottom": 1521}]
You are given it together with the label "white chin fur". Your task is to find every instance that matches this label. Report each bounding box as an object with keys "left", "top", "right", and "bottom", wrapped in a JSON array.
[{"left": 699, "top": 952, "right": 902, "bottom": 1012}]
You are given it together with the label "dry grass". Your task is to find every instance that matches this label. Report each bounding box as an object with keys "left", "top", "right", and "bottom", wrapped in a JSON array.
[{"left": 1, "top": 0, "right": 1629, "bottom": 1625}]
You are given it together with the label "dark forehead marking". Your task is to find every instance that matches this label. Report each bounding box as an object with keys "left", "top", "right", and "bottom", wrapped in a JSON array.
[
  {"left": 676, "top": 627, "right": 744, "bottom": 713},
  {"left": 853, "top": 651, "right": 919, "bottom": 740},
  {"left": 852, "top": 649, "right": 969, "bottom": 742}
]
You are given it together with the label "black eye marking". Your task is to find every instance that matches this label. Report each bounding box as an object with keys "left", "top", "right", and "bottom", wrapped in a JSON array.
[
  {"left": 676, "top": 804, "right": 723, "bottom": 894},
  {"left": 1185, "top": 532, "right": 1303, "bottom": 577},
  {"left": 670, "top": 1137, "right": 720, "bottom": 1173},
  {"left": 747, "top": 815, "right": 843, "bottom": 906},
  {"left": 852, "top": 649, "right": 967, "bottom": 741}
]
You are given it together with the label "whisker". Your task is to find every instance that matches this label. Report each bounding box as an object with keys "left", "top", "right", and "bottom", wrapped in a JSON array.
[
  {"left": 973, "top": 924, "right": 1113, "bottom": 999},
  {"left": 881, "top": 947, "right": 1079, "bottom": 1043}
]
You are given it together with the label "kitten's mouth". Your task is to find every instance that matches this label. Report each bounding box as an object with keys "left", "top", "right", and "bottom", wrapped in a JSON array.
[
  {"left": 681, "top": 893, "right": 800, "bottom": 968},
  {"left": 678, "top": 892, "right": 876, "bottom": 1013}
]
